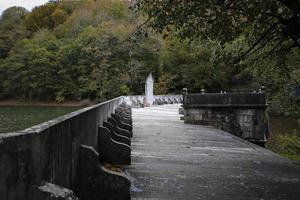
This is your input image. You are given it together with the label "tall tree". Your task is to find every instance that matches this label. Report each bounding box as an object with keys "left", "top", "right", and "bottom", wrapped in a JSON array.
[
  {"left": 0, "top": 6, "right": 28, "bottom": 59},
  {"left": 25, "top": 2, "right": 69, "bottom": 32}
]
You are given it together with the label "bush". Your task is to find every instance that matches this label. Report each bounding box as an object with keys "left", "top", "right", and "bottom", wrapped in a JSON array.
[{"left": 267, "top": 134, "right": 300, "bottom": 163}]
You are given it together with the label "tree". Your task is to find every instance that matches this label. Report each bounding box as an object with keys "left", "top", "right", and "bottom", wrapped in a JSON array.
[
  {"left": 1, "top": 6, "right": 28, "bottom": 21},
  {"left": 136, "top": 0, "right": 300, "bottom": 59},
  {"left": 0, "top": 30, "right": 59, "bottom": 100},
  {"left": 0, "top": 0, "right": 151, "bottom": 101},
  {"left": 128, "top": 34, "right": 161, "bottom": 94},
  {"left": 158, "top": 35, "right": 231, "bottom": 93},
  {"left": 0, "top": 6, "right": 28, "bottom": 59},
  {"left": 25, "top": 2, "right": 69, "bottom": 32},
  {"left": 136, "top": 0, "right": 300, "bottom": 115}
]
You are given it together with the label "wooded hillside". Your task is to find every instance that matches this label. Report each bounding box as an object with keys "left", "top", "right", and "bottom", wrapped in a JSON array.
[{"left": 0, "top": 0, "right": 299, "bottom": 115}]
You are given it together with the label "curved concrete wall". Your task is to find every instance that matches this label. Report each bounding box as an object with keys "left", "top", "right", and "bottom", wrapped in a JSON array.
[{"left": 0, "top": 97, "right": 125, "bottom": 200}]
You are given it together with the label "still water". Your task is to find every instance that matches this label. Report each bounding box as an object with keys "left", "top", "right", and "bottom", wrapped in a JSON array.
[{"left": 0, "top": 105, "right": 81, "bottom": 133}]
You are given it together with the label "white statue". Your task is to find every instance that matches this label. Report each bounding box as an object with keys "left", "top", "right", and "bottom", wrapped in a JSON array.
[{"left": 145, "top": 73, "right": 154, "bottom": 106}]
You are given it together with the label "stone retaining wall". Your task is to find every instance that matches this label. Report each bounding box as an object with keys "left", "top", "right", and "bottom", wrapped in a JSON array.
[{"left": 183, "top": 93, "right": 269, "bottom": 146}]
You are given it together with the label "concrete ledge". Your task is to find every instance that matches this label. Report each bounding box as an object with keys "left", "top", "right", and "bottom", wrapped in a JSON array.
[
  {"left": 155, "top": 99, "right": 163, "bottom": 105},
  {"left": 116, "top": 105, "right": 132, "bottom": 115},
  {"left": 152, "top": 96, "right": 183, "bottom": 105},
  {"left": 103, "top": 122, "right": 131, "bottom": 146},
  {"left": 185, "top": 93, "right": 267, "bottom": 107},
  {"left": 173, "top": 98, "right": 179, "bottom": 103},
  {"left": 178, "top": 107, "right": 184, "bottom": 115},
  {"left": 115, "top": 109, "right": 132, "bottom": 125},
  {"left": 111, "top": 113, "right": 133, "bottom": 133},
  {"left": 108, "top": 117, "right": 132, "bottom": 138},
  {"left": 123, "top": 95, "right": 182, "bottom": 107},
  {"left": 119, "top": 103, "right": 132, "bottom": 115},
  {"left": 98, "top": 127, "right": 131, "bottom": 165},
  {"left": 77, "top": 145, "right": 130, "bottom": 200},
  {"left": 116, "top": 110, "right": 132, "bottom": 120},
  {"left": 184, "top": 104, "right": 268, "bottom": 108},
  {"left": 167, "top": 98, "right": 174, "bottom": 104}
]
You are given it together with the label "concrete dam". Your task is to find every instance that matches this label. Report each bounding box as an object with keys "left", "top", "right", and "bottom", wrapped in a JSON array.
[{"left": 0, "top": 93, "right": 299, "bottom": 200}]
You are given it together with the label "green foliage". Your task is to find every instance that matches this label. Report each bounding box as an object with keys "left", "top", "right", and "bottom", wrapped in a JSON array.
[
  {"left": 0, "top": 0, "right": 299, "bottom": 117},
  {"left": 136, "top": 0, "right": 300, "bottom": 48},
  {"left": 241, "top": 38, "right": 300, "bottom": 115},
  {"left": 1, "top": 6, "right": 28, "bottom": 21},
  {"left": 0, "top": 0, "right": 154, "bottom": 101},
  {"left": 1, "top": 30, "right": 59, "bottom": 100},
  {"left": 154, "top": 74, "right": 175, "bottom": 94},
  {"left": 119, "top": 85, "right": 131, "bottom": 95},
  {"left": 159, "top": 36, "right": 231, "bottom": 93},
  {"left": 267, "top": 134, "right": 300, "bottom": 163},
  {"left": 137, "top": 0, "right": 300, "bottom": 115},
  {"left": 128, "top": 34, "right": 161, "bottom": 94},
  {"left": 24, "top": 2, "right": 70, "bottom": 32},
  {"left": 0, "top": 6, "right": 28, "bottom": 59},
  {"left": 55, "top": 91, "right": 65, "bottom": 103}
]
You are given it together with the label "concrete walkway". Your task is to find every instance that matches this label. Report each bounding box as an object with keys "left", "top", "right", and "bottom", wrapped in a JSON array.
[{"left": 126, "top": 104, "right": 300, "bottom": 200}]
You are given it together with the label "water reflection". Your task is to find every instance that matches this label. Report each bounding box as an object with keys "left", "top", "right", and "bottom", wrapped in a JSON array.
[{"left": 0, "top": 105, "right": 80, "bottom": 133}]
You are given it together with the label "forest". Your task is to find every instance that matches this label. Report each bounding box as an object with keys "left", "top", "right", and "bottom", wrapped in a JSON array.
[{"left": 0, "top": 0, "right": 299, "bottom": 116}]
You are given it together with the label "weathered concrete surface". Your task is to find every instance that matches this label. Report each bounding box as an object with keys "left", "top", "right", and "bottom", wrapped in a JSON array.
[
  {"left": 77, "top": 145, "right": 130, "bottom": 200},
  {"left": 0, "top": 97, "right": 125, "bottom": 200},
  {"left": 126, "top": 104, "right": 300, "bottom": 200},
  {"left": 98, "top": 126, "right": 131, "bottom": 165},
  {"left": 35, "top": 182, "right": 79, "bottom": 200},
  {"left": 123, "top": 95, "right": 182, "bottom": 108},
  {"left": 183, "top": 93, "right": 269, "bottom": 146}
]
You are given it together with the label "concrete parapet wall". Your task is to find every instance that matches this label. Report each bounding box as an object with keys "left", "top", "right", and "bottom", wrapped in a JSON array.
[
  {"left": 184, "top": 93, "right": 267, "bottom": 107},
  {"left": 183, "top": 93, "right": 269, "bottom": 146},
  {"left": 0, "top": 97, "right": 125, "bottom": 200}
]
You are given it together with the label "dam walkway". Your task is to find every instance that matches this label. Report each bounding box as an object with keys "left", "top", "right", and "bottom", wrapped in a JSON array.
[{"left": 127, "top": 104, "right": 300, "bottom": 200}]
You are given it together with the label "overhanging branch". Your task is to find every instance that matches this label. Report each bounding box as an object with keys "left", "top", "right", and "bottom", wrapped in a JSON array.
[
  {"left": 122, "top": 18, "right": 151, "bottom": 43},
  {"left": 235, "top": 22, "right": 280, "bottom": 62}
]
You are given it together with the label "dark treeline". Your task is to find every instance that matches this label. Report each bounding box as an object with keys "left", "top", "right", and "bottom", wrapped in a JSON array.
[{"left": 0, "top": 0, "right": 299, "bottom": 115}]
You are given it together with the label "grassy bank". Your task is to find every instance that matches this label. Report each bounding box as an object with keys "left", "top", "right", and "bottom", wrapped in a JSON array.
[{"left": 267, "top": 115, "right": 300, "bottom": 163}]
